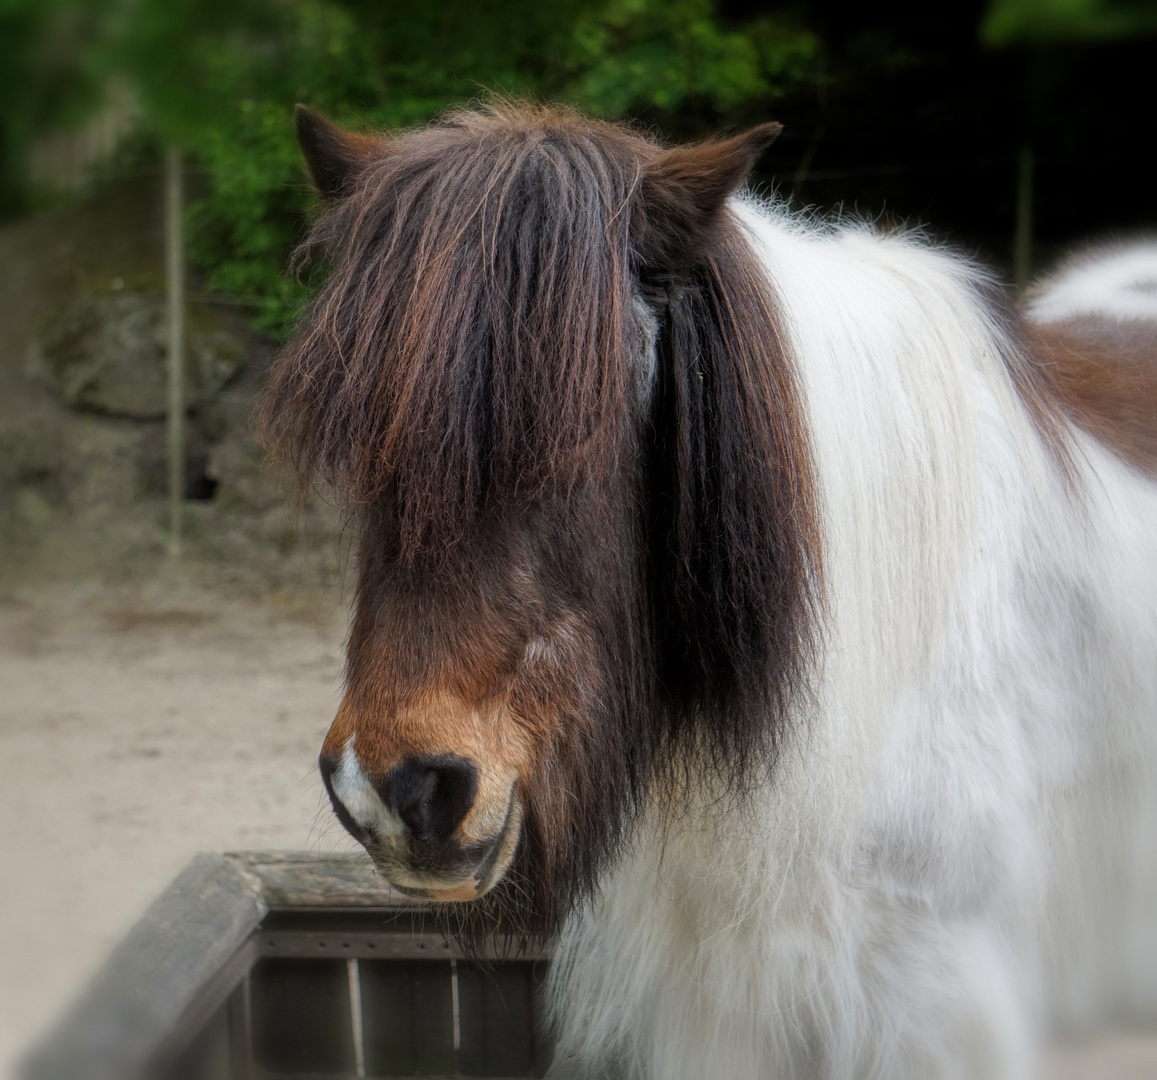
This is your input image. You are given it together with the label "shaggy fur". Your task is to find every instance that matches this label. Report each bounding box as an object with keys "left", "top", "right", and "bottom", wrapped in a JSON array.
[
  {"left": 261, "top": 104, "right": 819, "bottom": 941},
  {"left": 261, "top": 103, "right": 1157, "bottom": 1078}
]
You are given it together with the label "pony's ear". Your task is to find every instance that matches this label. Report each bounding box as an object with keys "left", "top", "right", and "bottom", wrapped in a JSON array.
[
  {"left": 637, "top": 123, "right": 782, "bottom": 270},
  {"left": 294, "top": 104, "right": 378, "bottom": 200}
]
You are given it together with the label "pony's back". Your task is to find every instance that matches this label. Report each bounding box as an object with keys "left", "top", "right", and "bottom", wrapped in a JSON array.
[{"left": 1027, "top": 242, "right": 1157, "bottom": 476}]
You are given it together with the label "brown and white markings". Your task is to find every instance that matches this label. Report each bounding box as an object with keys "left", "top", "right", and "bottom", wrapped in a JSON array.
[
  {"left": 261, "top": 102, "right": 1157, "bottom": 1080},
  {"left": 261, "top": 103, "right": 820, "bottom": 940},
  {"left": 1025, "top": 242, "right": 1157, "bottom": 476}
]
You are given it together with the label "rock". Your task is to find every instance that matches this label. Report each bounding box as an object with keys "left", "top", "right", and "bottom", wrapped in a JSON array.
[
  {"left": 14, "top": 487, "right": 53, "bottom": 528},
  {"left": 28, "top": 293, "right": 243, "bottom": 419}
]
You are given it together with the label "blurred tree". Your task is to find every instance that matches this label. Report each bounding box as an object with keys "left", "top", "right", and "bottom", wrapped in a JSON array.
[
  {"left": 0, "top": 0, "right": 819, "bottom": 334},
  {"left": 0, "top": 0, "right": 102, "bottom": 214},
  {"left": 571, "top": 0, "right": 814, "bottom": 117},
  {"left": 0, "top": 0, "right": 1152, "bottom": 334},
  {"left": 91, "top": 0, "right": 818, "bottom": 334}
]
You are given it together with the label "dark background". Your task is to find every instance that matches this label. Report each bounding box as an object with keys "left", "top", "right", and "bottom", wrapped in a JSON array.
[{"left": 735, "top": 4, "right": 1154, "bottom": 270}]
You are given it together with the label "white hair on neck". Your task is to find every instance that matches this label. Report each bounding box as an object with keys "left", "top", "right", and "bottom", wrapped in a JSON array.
[{"left": 547, "top": 207, "right": 1157, "bottom": 1080}]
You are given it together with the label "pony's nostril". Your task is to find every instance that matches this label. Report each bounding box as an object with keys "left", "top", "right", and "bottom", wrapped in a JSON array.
[{"left": 378, "top": 755, "right": 478, "bottom": 841}]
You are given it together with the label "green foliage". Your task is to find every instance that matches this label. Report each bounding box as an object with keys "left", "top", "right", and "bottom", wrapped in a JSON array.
[
  {"left": 2, "top": 0, "right": 818, "bottom": 335},
  {"left": 572, "top": 0, "right": 815, "bottom": 117},
  {"left": 982, "top": 0, "right": 1157, "bottom": 44},
  {"left": 0, "top": 0, "right": 104, "bottom": 215}
]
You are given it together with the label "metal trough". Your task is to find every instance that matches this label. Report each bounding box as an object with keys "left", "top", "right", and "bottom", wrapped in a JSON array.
[{"left": 22, "top": 853, "right": 553, "bottom": 1080}]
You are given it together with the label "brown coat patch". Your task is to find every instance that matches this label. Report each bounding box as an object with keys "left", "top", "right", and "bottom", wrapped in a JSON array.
[{"left": 1029, "top": 316, "right": 1157, "bottom": 476}]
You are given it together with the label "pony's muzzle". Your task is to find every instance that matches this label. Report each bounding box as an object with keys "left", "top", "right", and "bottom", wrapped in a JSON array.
[{"left": 319, "top": 743, "right": 519, "bottom": 901}]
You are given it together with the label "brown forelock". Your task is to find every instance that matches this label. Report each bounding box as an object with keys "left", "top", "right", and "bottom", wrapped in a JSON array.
[
  {"left": 260, "top": 103, "right": 651, "bottom": 561},
  {"left": 261, "top": 103, "right": 822, "bottom": 943},
  {"left": 1026, "top": 316, "right": 1157, "bottom": 476},
  {"left": 345, "top": 479, "right": 654, "bottom": 944}
]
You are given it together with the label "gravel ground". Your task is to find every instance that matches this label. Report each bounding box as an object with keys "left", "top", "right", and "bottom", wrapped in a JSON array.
[{"left": 1, "top": 579, "right": 1155, "bottom": 1079}]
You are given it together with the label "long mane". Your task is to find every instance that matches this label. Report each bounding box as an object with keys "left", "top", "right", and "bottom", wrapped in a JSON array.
[{"left": 260, "top": 103, "right": 822, "bottom": 938}]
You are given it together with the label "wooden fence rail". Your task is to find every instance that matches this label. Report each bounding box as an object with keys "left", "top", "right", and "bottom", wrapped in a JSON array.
[{"left": 20, "top": 853, "right": 552, "bottom": 1080}]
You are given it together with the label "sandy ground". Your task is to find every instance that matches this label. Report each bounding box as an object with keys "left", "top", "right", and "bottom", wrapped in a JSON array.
[
  {"left": 1, "top": 578, "right": 1156, "bottom": 1079},
  {"left": 0, "top": 577, "right": 357, "bottom": 1076}
]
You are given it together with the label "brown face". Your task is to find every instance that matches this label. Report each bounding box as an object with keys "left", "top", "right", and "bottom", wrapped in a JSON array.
[{"left": 319, "top": 512, "right": 605, "bottom": 903}]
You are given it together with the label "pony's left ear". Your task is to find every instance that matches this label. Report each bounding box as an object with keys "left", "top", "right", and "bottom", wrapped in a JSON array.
[
  {"left": 294, "top": 104, "right": 379, "bottom": 200},
  {"left": 636, "top": 123, "right": 782, "bottom": 270}
]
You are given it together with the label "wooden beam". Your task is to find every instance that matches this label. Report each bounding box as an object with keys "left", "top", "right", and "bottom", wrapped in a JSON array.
[
  {"left": 21, "top": 854, "right": 266, "bottom": 1080},
  {"left": 18, "top": 853, "right": 551, "bottom": 1080},
  {"left": 227, "top": 851, "right": 413, "bottom": 909}
]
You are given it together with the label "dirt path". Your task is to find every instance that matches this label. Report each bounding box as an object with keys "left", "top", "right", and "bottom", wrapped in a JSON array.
[
  {"left": 2, "top": 580, "right": 1156, "bottom": 1078},
  {"left": 0, "top": 579, "right": 355, "bottom": 1075}
]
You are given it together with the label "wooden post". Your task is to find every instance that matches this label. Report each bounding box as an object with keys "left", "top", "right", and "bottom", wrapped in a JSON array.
[
  {"left": 1013, "top": 145, "right": 1034, "bottom": 291},
  {"left": 165, "top": 145, "right": 186, "bottom": 556}
]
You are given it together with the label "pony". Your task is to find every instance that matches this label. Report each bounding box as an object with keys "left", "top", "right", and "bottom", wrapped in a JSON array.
[{"left": 259, "top": 102, "right": 1157, "bottom": 1079}]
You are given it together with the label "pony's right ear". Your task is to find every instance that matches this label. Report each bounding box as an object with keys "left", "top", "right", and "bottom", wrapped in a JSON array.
[{"left": 294, "top": 105, "right": 377, "bottom": 200}]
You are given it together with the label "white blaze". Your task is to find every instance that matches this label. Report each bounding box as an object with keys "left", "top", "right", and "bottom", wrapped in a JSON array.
[{"left": 331, "top": 736, "right": 405, "bottom": 838}]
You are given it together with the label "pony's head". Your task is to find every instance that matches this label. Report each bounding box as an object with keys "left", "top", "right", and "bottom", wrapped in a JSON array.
[{"left": 260, "top": 103, "right": 820, "bottom": 939}]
